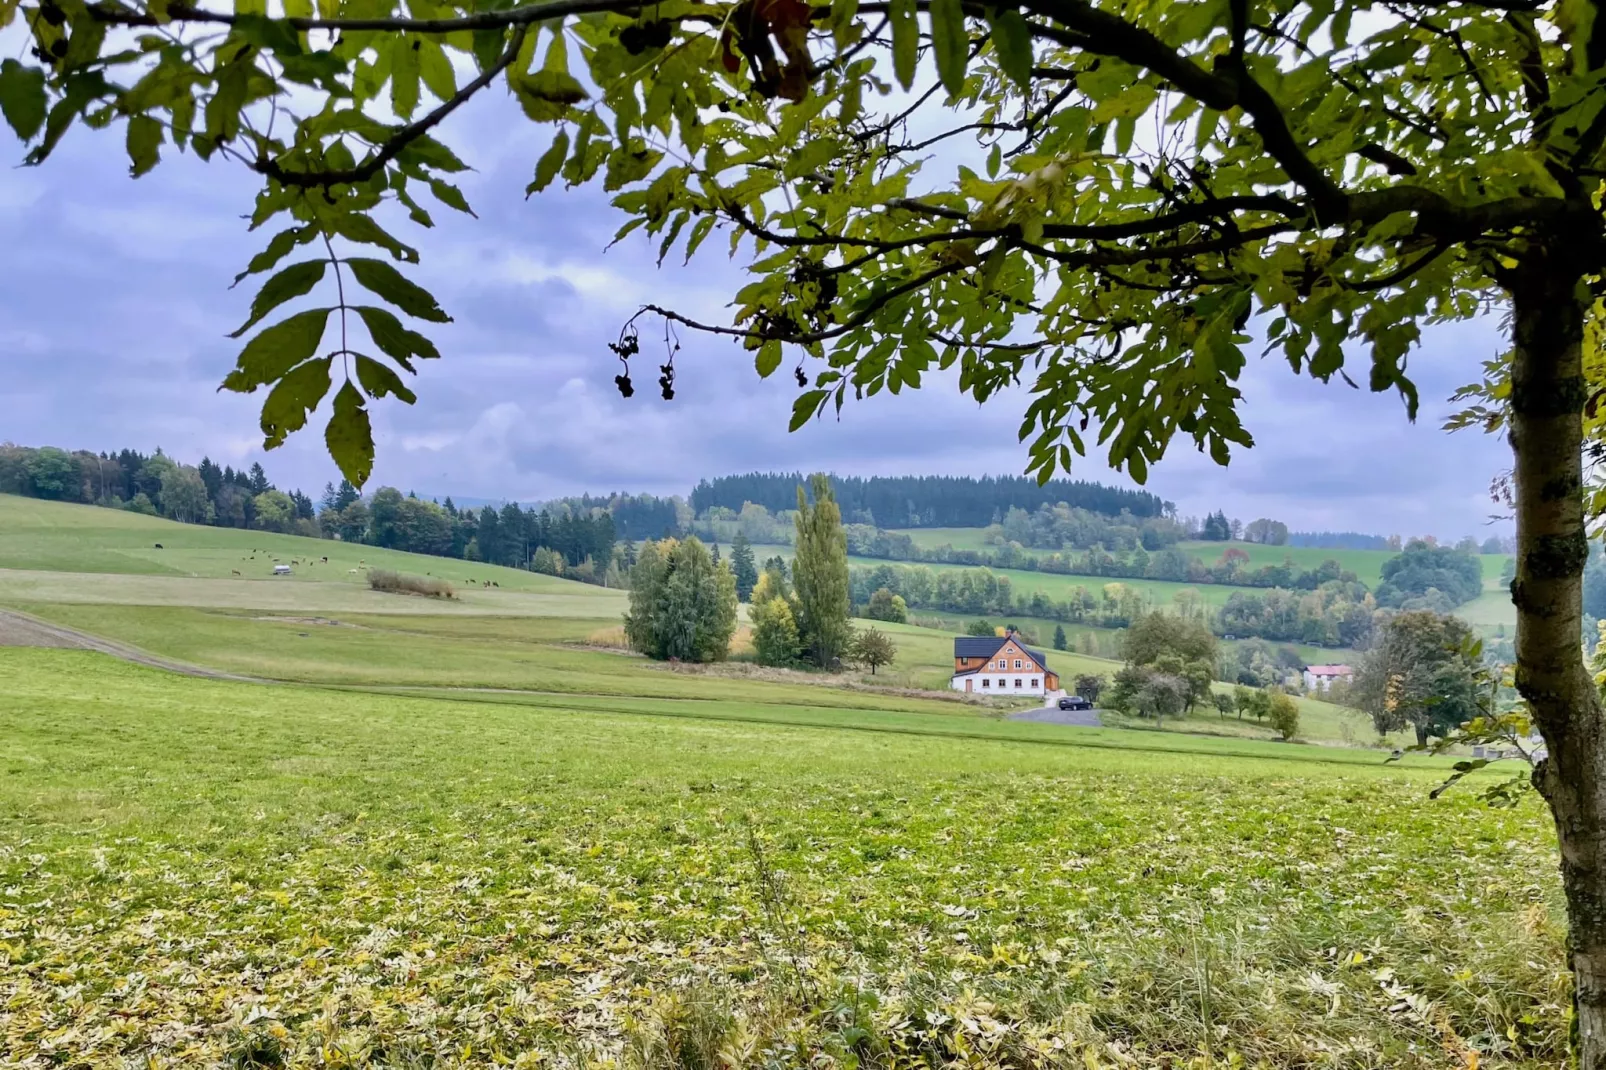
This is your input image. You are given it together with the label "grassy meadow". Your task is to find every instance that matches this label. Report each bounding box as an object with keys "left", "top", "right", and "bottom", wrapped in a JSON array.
[
  {"left": 0, "top": 495, "right": 1565, "bottom": 1066},
  {"left": 0, "top": 650, "right": 1567, "bottom": 1068},
  {"left": 887, "top": 527, "right": 1509, "bottom": 595}
]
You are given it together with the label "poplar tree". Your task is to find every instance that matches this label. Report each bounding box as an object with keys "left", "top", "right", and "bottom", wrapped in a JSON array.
[{"left": 792, "top": 473, "right": 851, "bottom": 668}]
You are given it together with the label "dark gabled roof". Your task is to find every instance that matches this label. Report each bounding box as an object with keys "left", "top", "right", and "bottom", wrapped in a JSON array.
[
  {"left": 954, "top": 636, "right": 1007, "bottom": 658},
  {"left": 953, "top": 635, "right": 1052, "bottom": 673}
]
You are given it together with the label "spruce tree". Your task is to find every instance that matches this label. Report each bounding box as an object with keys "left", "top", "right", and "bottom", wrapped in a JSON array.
[
  {"left": 1053, "top": 625, "right": 1067, "bottom": 652},
  {"left": 730, "top": 532, "right": 759, "bottom": 602},
  {"left": 792, "top": 473, "right": 851, "bottom": 668}
]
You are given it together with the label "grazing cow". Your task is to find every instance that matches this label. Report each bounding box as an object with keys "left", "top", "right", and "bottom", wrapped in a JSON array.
[
  {"left": 492, "top": 581, "right": 499, "bottom": 587},
  {"left": 322, "top": 556, "right": 328, "bottom": 563},
  {"left": 231, "top": 570, "right": 241, "bottom": 576},
  {"left": 348, "top": 569, "right": 358, "bottom": 574},
  {"left": 153, "top": 543, "right": 163, "bottom": 549}
]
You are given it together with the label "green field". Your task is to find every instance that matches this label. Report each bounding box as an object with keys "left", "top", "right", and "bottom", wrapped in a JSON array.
[
  {"left": 887, "top": 528, "right": 1509, "bottom": 593},
  {"left": 850, "top": 531, "right": 1520, "bottom": 636},
  {"left": 0, "top": 650, "right": 1567, "bottom": 1067},
  {"left": 0, "top": 495, "right": 1570, "bottom": 1065}
]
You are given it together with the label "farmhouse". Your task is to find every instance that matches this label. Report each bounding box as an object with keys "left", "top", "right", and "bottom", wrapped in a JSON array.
[
  {"left": 950, "top": 628, "right": 1059, "bottom": 696},
  {"left": 1302, "top": 664, "right": 1354, "bottom": 692}
]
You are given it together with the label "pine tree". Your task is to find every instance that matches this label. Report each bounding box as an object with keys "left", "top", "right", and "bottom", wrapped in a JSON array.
[
  {"left": 730, "top": 532, "right": 759, "bottom": 601},
  {"left": 1053, "top": 624, "right": 1067, "bottom": 651},
  {"left": 792, "top": 473, "right": 851, "bottom": 668}
]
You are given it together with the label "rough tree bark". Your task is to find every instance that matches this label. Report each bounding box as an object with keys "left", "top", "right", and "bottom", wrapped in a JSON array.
[{"left": 1509, "top": 253, "right": 1606, "bottom": 1066}]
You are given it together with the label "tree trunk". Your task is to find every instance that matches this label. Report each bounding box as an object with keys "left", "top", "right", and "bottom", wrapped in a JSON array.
[{"left": 1509, "top": 263, "right": 1606, "bottom": 1067}]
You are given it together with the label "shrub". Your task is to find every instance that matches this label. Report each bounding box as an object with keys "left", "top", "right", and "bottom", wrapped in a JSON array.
[
  {"left": 1269, "top": 690, "right": 1301, "bottom": 740},
  {"left": 368, "top": 569, "right": 454, "bottom": 598}
]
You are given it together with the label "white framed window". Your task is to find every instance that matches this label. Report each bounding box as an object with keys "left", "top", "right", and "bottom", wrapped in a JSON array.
[
  {"left": 1014, "top": 678, "right": 1023, "bottom": 688},
  {"left": 1031, "top": 678, "right": 1039, "bottom": 688},
  {"left": 1013, "top": 659, "right": 1023, "bottom": 669},
  {"left": 981, "top": 678, "right": 990, "bottom": 688}
]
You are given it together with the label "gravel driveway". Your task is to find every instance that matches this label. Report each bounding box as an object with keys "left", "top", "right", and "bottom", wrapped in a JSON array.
[{"left": 1008, "top": 706, "right": 1103, "bottom": 727}]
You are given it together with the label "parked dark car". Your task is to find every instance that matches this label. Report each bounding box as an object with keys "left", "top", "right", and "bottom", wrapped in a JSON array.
[{"left": 1058, "top": 695, "right": 1092, "bottom": 711}]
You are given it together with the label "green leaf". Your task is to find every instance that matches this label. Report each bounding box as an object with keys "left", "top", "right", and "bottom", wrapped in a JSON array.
[
  {"left": 354, "top": 353, "right": 419, "bottom": 403},
  {"left": 832, "top": 0, "right": 859, "bottom": 51},
  {"left": 325, "top": 380, "right": 375, "bottom": 487},
  {"left": 125, "top": 114, "right": 163, "bottom": 177},
  {"left": 790, "top": 390, "right": 828, "bottom": 431},
  {"left": 930, "top": 0, "right": 968, "bottom": 96},
  {"left": 354, "top": 304, "right": 442, "bottom": 370},
  {"left": 259, "top": 355, "right": 332, "bottom": 449},
  {"left": 527, "top": 129, "right": 569, "bottom": 194},
  {"left": 890, "top": 0, "right": 918, "bottom": 90},
  {"left": 391, "top": 35, "right": 421, "bottom": 119},
  {"left": 986, "top": 8, "right": 1033, "bottom": 89},
  {"left": 345, "top": 258, "right": 451, "bottom": 322},
  {"left": 428, "top": 178, "right": 474, "bottom": 215},
  {"left": 234, "top": 225, "right": 318, "bottom": 285},
  {"left": 396, "top": 133, "right": 469, "bottom": 173},
  {"left": 0, "top": 58, "right": 46, "bottom": 141},
  {"left": 221, "top": 308, "right": 333, "bottom": 393},
  {"left": 230, "top": 259, "right": 328, "bottom": 338},
  {"left": 327, "top": 214, "right": 419, "bottom": 262},
  {"left": 233, "top": 13, "right": 302, "bottom": 55},
  {"left": 472, "top": 28, "right": 505, "bottom": 71},
  {"left": 512, "top": 69, "right": 587, "bottom": 122},
  {"left": 417, "top": 36, "right": 456, "bottom": 102},
  {"left": 605, "top": 143, "right": 660, "bottom": 191},
  {"left": 755, "top": 339, "right": 783, "bottom": 378}
]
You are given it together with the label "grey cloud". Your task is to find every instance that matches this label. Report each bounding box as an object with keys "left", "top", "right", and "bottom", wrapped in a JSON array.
[{"left": 0, "top": 97, "right": 1514, "bottom": 537}]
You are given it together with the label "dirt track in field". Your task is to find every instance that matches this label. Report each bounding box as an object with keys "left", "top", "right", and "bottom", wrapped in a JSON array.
[{"left": 0, "top": 607, "right": 261, "bottom": 681}]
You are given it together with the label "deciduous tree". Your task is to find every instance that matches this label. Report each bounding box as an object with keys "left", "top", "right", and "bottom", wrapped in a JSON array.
[
  {"left": 624, "top": 536, "right": 738, "bottom": 662},
  {"left": 864, "top": 585, "right": 908, "bottom": 623},
  {"left": 848, "top": 627, "right": 897, "bottom": 675},
  {"left": 1352, "top": 610, "right": 1484, "bottom": 746},
  {"left": 750, "top": 595, "right": 802, "bottom": 667},
  {"left": 792, "top": 474, "right": 851, "bottom": 667}
]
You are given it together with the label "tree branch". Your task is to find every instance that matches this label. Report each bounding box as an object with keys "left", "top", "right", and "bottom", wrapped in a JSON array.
[
  {"left": 254, "top": 27, "right": 527, "bottom": 187},
  {"left": 639, "top": 261, "right": 970, "bottom": 344},
  {"left": 89, "top": 0, "right": 629, "bottom": 32}
]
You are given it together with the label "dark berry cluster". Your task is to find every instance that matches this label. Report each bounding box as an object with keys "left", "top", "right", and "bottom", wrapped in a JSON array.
[
  {"left": 618, "top": 20, "right": 672, "bottom": 54},
  {"left": 658, "top": 362, "right": 675, "bottom": 400},
  {"left": 610, "top": 328, "right": 640, "bottom": 398}
]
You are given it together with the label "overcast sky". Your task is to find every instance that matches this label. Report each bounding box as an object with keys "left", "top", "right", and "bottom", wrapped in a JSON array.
[{"left": 0, "top": 94, "right": 1515, "bottom": 539}]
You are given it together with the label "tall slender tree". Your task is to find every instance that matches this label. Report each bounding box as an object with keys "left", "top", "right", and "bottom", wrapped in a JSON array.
[
  {"left": 792, "top": 474, "right": 852, "bottom": 668},
  {"left": 729, "top": 531, "right": 759, "bottom": 602}
]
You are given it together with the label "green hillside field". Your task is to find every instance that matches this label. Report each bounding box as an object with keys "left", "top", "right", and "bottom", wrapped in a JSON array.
[
  {"left": 0, "top": 495, "right": 1566, "bottom": 1064},
  {"left": 0, "top": 649, "right": 1566, "bottom": 1067},
  {"left": 0, "top": 496, "right": 1378, "bottom": 744},
  {"left": 835, "top": 531, "right": 1518, "bottom": 634}
]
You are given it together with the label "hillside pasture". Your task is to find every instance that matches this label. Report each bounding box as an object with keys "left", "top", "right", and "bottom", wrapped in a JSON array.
[
  {"left": 0, "top": 494, "right": 559, "bottom": 590},
  {"left": 0, "top": 650, "right": 1566, "bottom": 1068},
  {"left": 0, "top": 497, "right": 1411, "bottom": 748}
]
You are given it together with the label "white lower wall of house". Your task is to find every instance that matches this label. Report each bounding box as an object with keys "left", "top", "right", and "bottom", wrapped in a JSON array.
[{"left": 951, "top": 672, "right": 1048, "bottom": 696}]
